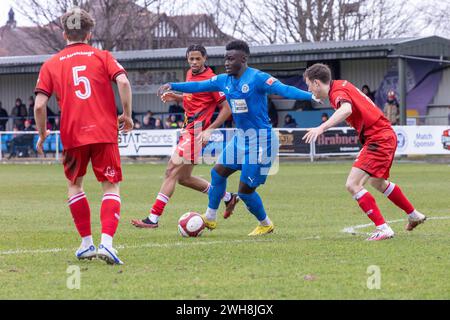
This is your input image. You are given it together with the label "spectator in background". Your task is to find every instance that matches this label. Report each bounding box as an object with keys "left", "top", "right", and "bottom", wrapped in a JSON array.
[
  {"left": 46, "top": 106, "right": 56, "bottom": 129},
  {"left": 284, "top": 114, "right": 297, "bottom": 128},
  {"left": 142, "top": 115, "right": 155, "bottom": 129},
  {"left": 383, "top": 90, "right": 400, "bottom": 125},
  {"left": 11, "top": 98, "right": 27, "bottom": 130},
  {"left": 362, "top": 85, "right": 375, "bottom": 102},
  {"left": 165, "top": 114, "right": 179, "bottom": 129},
  {"left": 177, "top": 119, "right": 185, "bottom": 129},
  {"left": 7, "top": 120, "right": 35, "bottom": 158},
  {"left": 27, "top": 96, "right": 35, "bottom": 125},
  {"left": 143, "top": 111, "right": 156, "bottom": 128},
  {"left": 168, "top": 102, "right": 184, "bottom": 121},
  {"left": 154, "top": 118, "right": 164, "bottom": 130},
  {"left": 268, "top": 100, "right": 279, "bottom": 127},
  {"left": 52, "top": 117, "right": 60, "bottom": 131},
  {"left": 321, "top": 112, "right": 329, "bottom": 124},
  {"left": 0, "top": 101, "right": 8, "bottom": 131},
  {"left": 22, "top": 119, "right": 35, "bottom": 153},
  {"left": 134, "top": 119, "right": 142, "bottom": 130}
]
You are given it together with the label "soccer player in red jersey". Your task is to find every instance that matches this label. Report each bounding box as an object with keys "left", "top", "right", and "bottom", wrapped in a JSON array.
[
  {"left": 34, "top": 9, "right": 133, "bottom": 264},
  {"left": 303, "top": 63, "right": 426, "bottom": 241},
  {"left": 131, "top": 44, "right": 237, "bottom": 229}
]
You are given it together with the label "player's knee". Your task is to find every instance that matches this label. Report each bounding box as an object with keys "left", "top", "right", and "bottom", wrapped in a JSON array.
[
  {"left": 165, "top": 167, "right": 177, "bottom": 180},
  {"left": 345, "top": 179, "right": 360, "bottom": 194}
]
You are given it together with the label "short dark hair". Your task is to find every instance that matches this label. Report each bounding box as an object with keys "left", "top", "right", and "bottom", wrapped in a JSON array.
[
  {"left": 226, "top": 40, "right": 250, "bottom": 55},
  {"left": 186, "top": 44, "right": 207, "bottom": 57},
  {"left": 61, "top": 8, "right": 95, "bottom": 42},
  {"left": 304, "top": 63, "right": 332, "bottom": 84}
]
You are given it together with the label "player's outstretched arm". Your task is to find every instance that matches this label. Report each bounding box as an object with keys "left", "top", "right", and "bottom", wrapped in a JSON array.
[
  {"left": 159, "top": 79, "right": 220, "bottom": 96},
  {"left": 268, "top": 81, "right": 313, "bottom": 101},
  {"left": 303, "top": 102, "right": 352, "bottom": 144},
  {"left": 34, "top": 93, "right": 50, "bottom": 155},
  {"left": 116, "top": 74, "right": 133, "bottom": 133}
]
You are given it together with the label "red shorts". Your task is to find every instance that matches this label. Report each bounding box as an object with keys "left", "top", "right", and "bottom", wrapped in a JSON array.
[
  {"left": 353, "top": 128, "right": 397, "bottom": 179},
  {"left": 63, "top": 143, "right": 122, "bottom": 184},
  {"left": 176, "top": 130, "right": 203, "bottom": 164}
]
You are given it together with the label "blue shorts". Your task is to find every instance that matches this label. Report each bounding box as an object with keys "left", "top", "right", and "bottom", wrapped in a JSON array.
[{"left": 217, "top": 131, "right": 279, "bottom": 188}]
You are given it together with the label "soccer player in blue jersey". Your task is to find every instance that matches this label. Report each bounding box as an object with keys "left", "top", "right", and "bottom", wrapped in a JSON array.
[{"left": 158, "top": 40, "right": 315, "bottom": 236}]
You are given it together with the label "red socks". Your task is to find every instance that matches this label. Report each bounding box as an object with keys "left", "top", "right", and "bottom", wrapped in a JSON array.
[
  {"left": 383, "top": 182, "right": 415, "bottom": 215},
  {"left": 101, "top": 193, "right": 121, "bottom": 237},
  {"left": 150, "top": 193, "right": 170, "bottom": 217},
  {"left": 354, "top": 189, "right": 386, "bottom": 226},
  {"left": 68, "top": 192, "right": 91, "bottom": 237}
]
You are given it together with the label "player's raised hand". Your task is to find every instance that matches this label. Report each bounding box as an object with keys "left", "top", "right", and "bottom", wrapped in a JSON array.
[
  {"left": 36, "top": 130, "right": 51, "bottom": 155},
  {"left": 302, "top": 127, "right": 324, "bottom": 144},
  {"left": 118, "top": 114, "right": 134, "bottom": 133},
  {"left": 158, "top": 83, "right": 172, "bottom": 96},
  {"left": 161, "top": 91, "right": 178, "bottom": 103}
]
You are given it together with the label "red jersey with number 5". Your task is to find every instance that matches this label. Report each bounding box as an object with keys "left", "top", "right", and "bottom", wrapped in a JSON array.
[
  {"left": 328, "top": 80, "right": 391, "bottom": 141},
  {"left": 35, "top": 43, "right": 126, "bottom": 150}
]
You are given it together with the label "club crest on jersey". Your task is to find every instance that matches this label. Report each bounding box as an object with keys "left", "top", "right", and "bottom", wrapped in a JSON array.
[
  {"left": 105, "top": 167, "right": 116, "bottom": 178},
  {"left": 241, "top": 84, "right": 250, "bottom": 93},
  {"left": 266, "top": 77, "right": 277, "bottom": 86}
]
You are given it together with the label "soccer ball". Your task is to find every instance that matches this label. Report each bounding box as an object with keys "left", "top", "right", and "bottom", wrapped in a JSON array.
[{"left": 178, "top": 212, "right": 205, "bottom": 237}]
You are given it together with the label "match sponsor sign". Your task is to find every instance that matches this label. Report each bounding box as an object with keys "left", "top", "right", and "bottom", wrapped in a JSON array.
[
  {"left": 394, "top": 126, "right": 450, "bottom": 155},
  {"left": 118, "top": 130, "right": 177, "bottom": 156}
]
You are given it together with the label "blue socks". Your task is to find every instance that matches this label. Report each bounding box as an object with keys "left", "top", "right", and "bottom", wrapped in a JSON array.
[
  {"left": 208, "top": 168, "right": 227, "bottom": 210},
  {"left": 238, "top": 191, "right": 267, "bottom": 222}
]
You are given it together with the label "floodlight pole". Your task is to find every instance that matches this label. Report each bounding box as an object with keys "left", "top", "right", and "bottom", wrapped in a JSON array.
[{"left": 398, "top": 57, "right": 407, "bottom": 125}]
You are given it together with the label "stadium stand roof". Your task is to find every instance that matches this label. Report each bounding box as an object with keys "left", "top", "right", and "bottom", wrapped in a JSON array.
[{"left": 0, "top": 36, "right": 449, "bottom": 74}]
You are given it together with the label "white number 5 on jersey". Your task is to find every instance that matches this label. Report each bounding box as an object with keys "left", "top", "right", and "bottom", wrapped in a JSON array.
[{"left": 72, "top": 66, "right": 92, "bottom": 100}]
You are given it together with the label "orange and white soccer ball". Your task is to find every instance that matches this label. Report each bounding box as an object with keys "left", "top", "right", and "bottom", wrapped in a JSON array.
[{"left": 178, "top": 212, "right": 206, "bottom": 237}]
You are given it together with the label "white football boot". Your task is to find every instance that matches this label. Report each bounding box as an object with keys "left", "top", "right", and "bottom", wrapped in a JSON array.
[
  {"left": 75, "top": 245, "right": 97, "bottom": 260},
  {"left": 366, "top": 225, "right": 395, "bottom": 241},
  {"left": 405, "top": 211, "right": 427, "bottom": 231},
  {"left": 97, "top": 244, "right": 124, "bottom": 265}
]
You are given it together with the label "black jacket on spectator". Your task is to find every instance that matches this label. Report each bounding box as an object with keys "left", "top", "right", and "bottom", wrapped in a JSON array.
[
  {"left": 11, "top": 99, "right": 27, "bottom": 130},
  {"left": 169, "top": 104, "right": 184, "bottom": 121},
  {"left": 47, "top": 106, "right": 56, "bottom": 127},
  {"left": 0, "top": 103, "right": 8, "bottom": 131},
  {"left": 284, "top": 115, "right": 298, "bottom": 128},
  {"left": 27, "top": 103, "right": 35, "bottom": 124}
]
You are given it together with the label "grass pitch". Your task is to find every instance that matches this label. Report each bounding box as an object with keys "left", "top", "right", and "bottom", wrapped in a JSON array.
[{"left": 0, "top": 161, "right": 449, "bottom": 299}]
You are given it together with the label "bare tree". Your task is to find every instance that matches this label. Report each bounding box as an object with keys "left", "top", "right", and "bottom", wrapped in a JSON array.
[
  {"left": 205, "top": 0, "right": 422, "bottom": 44},
  {"left": 14, "top": 0, "right": 161, "bottom": 52},
  {"left": 418, "top": 0, "right": 450, "bottom": 38}
]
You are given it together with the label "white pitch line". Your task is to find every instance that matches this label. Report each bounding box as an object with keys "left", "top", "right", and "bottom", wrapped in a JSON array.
[
  {"left": 0, "top": 235, "right": 325, "bottom": 257},
  {"left": 341, "top": 216, "right": 450, "bottom": 235},
  {"left": 0, "top": 238, "right": 276, "bottom": 257}
]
